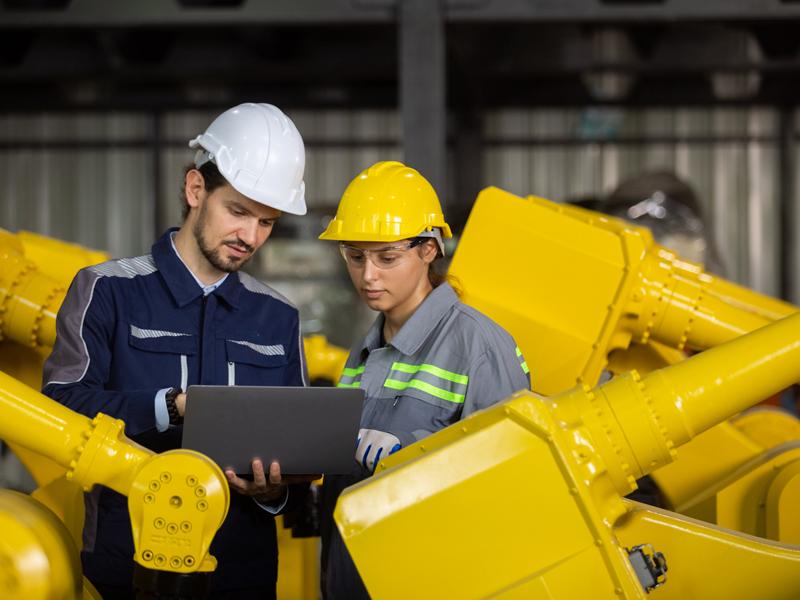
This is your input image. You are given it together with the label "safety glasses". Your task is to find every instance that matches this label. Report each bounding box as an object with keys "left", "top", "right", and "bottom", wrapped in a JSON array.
[{"left": 339, "top": 239, "right": 426, "bottom": 270}]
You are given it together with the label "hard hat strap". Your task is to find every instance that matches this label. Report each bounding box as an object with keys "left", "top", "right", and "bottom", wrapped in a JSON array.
[
  {"left": 193, "top": 149, "right": 215, "bottom": 169},
  {"left": 416, "top": 228, "right": 446, "bottom": 257}
]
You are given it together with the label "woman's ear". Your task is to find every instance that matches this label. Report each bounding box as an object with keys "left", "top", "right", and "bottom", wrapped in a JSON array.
[{"left": 421, "top": 239, "right": 439, "bottom": 265}]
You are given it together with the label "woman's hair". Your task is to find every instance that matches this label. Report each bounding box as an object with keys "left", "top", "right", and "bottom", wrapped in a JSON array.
[
  {"left": 420, "top": 237, "right": 462, "bottom": 295},
  {"left": 428, "top": 256, "right": 447, "bottom": 288},
  {"left": 180, "top": 161, "right": 229, "bottom": 220}
]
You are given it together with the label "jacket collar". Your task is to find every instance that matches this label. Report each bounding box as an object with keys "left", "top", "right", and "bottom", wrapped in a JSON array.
[
  {"left": 152, "top": 228, "right": 241, "bottom": 309},
  {"left": 358, "top": 282, "right": 459, "bottom": 358}
]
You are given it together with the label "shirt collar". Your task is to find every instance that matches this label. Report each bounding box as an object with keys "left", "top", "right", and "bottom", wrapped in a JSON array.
[
  {"left": 169, "top": 231, "right": 228, "bottom": 295},
  {"left": 152, "top": 228, "right": 241, "bottom": 309},
  {"left": 358, "top": 282, "right": 459, "bottom": 358}
]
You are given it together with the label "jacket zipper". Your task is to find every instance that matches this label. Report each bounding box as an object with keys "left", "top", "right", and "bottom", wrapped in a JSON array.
[{"left": 198, "top": 295, "right": 208, "bottom": 378}]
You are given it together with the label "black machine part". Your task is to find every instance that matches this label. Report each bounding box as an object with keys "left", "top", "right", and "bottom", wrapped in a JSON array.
[{"left": 628, "top": 543, "right": 668, "bottom": 592}]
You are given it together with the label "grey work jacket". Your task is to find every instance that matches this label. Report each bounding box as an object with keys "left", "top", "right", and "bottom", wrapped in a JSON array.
[{"left": 320, "top": 282, "right": 531, "bottom": 599}]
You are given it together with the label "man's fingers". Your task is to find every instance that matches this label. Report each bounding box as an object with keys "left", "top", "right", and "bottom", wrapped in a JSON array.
[
  {"left": 226, "top": 470, "right": 250, "bottom": 493},
  {"left": 226, "top": 462, "right": 288, "bottom": 497},
  {"left": 176, "top": 393, "right": 187, "bottom": 417},
  {"left": 251, "top": 459, "right": 267, "bottom": 488},
  {"left": 269, "top": 461, "right": 282, "bottom": 485}
]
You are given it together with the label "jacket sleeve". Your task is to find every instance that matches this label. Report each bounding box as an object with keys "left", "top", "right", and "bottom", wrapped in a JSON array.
[
  {"left": 461, "top": 334, "right": 532, "bottom": 418},
  {"left": 41, "top": 268, "right": 161, "bottom": 435}
]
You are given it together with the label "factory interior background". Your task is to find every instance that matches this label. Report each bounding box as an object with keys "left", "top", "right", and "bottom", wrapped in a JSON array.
[{"left": 2, "top": 1, "right": 800, "bottom": 598}]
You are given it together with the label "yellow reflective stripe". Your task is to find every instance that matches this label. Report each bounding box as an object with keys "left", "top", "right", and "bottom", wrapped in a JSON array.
[
  {"left": 515, "top": 347, "right": 530, "bottom": 374},
  {"left": 342, "top": 365, "right": 365, "bottom": 377},
  {"left": 384, "top": 378, "right": 465, "bottom": 404},
  {"left": 339, "top": 365, "right": 365, "bottom": 386},
  {"left": 390, "top": 362, "right": 468, "bottom": 385}
]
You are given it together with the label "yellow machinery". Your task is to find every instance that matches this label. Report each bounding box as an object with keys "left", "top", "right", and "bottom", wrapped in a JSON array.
[
  {"left": 4, "top": 185, "right": 800, "bottom": 597},
  {"left": 0, "top": 371, "right": 230, "bottom": 599},
  {"left": 0, "top": 488, "right": 84, "bottom": 599},
  {"left": 447, "top": 187, "right": 799, "bottom": 522},
  {"left": 0, "top": 229, "right": 109, "bottom": 598},
  {"left": 0, "top": 228, "right": 347, "bottom": 599},
  {"left": 304, "top": 334, "right": 349, "bottom": 385},
  {"left": 0, "top": 228, "right": 112, "bottom": 538},
  {"left": 0, "top": 228, "right": 107, "bottom": 390},
  {"left": 449, "top": 187, "right": 795, "bottom": 394},
  {"left": 0, "top": 229, "right": 230, "bottom": 598},
  {"left": 336, "top": 311, "right": 800, "bottom": 599}
]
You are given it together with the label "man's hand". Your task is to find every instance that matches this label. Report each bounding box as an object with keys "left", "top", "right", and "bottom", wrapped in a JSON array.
[
  {"left": 226, "top": 459, "right": 286, "bottom": 504},
  {"left": 225, "top": 460, "right": 321, "bottom": 504},
  {"left": 176, "top": 392, "right": 187, "bottom": 417}
]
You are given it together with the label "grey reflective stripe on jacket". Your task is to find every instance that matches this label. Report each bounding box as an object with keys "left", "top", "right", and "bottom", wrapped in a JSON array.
[{"left": 337, "top": 281, "right": 531, "bottom": 445}]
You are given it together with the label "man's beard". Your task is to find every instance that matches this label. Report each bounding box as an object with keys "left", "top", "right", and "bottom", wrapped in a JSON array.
[{"left": 193, "top": 204, "right": 254, "bottom": 273}]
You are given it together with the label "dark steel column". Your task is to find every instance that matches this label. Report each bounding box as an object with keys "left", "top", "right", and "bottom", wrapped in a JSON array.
[
  {"left": 152, "top": 110, "right": 166, "bottom": 238},
  {"left": 779, "top": 107, "right": 796, "bottom": 302},
  {"left": 399, "top": 0, "right": 446, "bottom": 208},
  {"left": 451, "top": 108, "right": 483, "bottom": 234}
]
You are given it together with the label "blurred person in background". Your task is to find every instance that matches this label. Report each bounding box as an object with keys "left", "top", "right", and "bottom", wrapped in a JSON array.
[{"left": 603, "top": 170, "right": 726, "bottom": 274}]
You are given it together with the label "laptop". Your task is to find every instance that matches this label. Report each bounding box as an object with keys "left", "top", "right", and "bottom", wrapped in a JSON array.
[{"left": 181, "top": 385, "right": 365, "bottom": 475}]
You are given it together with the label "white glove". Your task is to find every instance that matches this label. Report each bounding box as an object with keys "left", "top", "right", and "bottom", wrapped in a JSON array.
[{"left": 356, "top": 428, "right": 402, "bottom": 472}]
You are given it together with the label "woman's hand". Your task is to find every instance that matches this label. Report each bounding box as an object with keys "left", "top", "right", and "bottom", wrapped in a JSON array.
[{"left": 356, "top": 428, "right": 402, "bottom": 472}]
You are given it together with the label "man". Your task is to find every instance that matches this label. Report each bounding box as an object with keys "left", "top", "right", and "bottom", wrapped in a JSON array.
[{"left": 43, "top": 103, "right": 309, "bottom": 599}]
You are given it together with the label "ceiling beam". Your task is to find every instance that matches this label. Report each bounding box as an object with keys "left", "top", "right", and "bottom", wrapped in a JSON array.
[{"left": 4, "top": 0, "right": 800, "bottom": 29}]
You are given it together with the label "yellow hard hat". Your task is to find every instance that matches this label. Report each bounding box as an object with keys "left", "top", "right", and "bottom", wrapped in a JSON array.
[{"left": 318, "top": 161, "right": 452, "bottom": 242}]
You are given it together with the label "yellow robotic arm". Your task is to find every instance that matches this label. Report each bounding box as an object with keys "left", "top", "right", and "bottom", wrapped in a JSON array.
[
  {"left": 0, "top": 371, "right": 229, "bottom": 596},
  {"left": 448, "top": 187, "right": 795, "bottom": 394},
  {"left": 0, "top": 488, "right": 85, "bottom": 599},
  {"left": 336, "top": 312, "right": 800, "bottom": 599},
  {"left": 304, "top": 334, "right": 349, "bottom": 384},
  {"left": 0, "top": 228, "right": 232, "bottom": 598},
  {"left": 448, "top": 187, "right": 799, "bottom": 518},
  {"left": 0, "top": 228, "right": 67, "bottom": 354}
]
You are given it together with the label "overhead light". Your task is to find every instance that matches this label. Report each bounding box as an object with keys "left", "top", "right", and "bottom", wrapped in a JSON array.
[
  {"left": 710, "top": 30, "right": 762, "bottom": 100},
  {"left": 581, "top": 28, "right": 637, "bottom": 101}
]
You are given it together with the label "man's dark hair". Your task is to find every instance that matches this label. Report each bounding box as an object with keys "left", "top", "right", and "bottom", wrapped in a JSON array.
[{"left": 180, "top": 161, "right": 228, "bottom": 220}]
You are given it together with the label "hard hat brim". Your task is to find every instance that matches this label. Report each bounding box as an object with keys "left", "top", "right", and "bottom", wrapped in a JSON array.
[{"left": 318, "top": 223, "right": 452, "bottom": 242}]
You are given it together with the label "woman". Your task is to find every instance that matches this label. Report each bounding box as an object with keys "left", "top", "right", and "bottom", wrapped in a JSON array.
[{"left": 318, "top": 161, "right": 531, "bottom": 599}]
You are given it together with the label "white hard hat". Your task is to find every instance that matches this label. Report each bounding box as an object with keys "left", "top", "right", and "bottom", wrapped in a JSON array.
[{"left": 189, "top": 103, "right": 307, "bottom": 215}]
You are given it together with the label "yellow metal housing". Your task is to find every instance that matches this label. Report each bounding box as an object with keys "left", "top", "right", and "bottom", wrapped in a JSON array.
[
  {"left": 0, "top": 228, "right": 68, "bottom": 352},
  {"left": 448, "top": 187, "right": 795, "bottom": 395},
  {"left": 0, "top": 489, "right": 86, "bottom": 600},
  {"left": 0, "top": 371, "right": 230, "bottom": 575},
  {"left": 615, "top": 502, "right": 800, "bottom": 600},
  {"left": 304, "top": 334, "right": 349, "bottom": 384},
  {"left": 447, "top": 187, "right": 799, "bottom": 529},
  {"left": 337, "top": 313, "right": 800, "bottom": 599}
]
